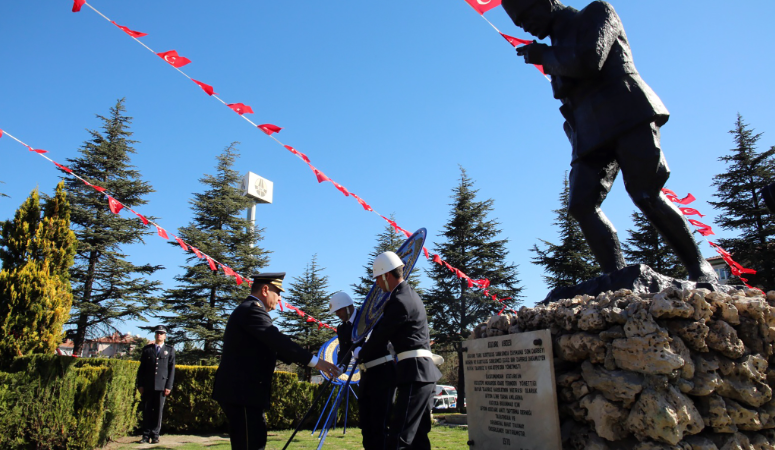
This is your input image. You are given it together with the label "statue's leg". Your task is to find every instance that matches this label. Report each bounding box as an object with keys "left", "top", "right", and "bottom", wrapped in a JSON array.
[
  {"left": 617, "top": 123, "right": 717, "bottom": 281},
  {"left": 568, "top": 154, "right": 626, "bottom": 274}
]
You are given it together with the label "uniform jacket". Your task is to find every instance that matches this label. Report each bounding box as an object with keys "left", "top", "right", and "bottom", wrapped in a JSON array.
[
  {"left": 336, "top": 319, "right": 354, "bottom": 367},
  {"left": 359, "top": 281, "right": 441, "bottom": 385},
  {"left": 212, "top": 296, "right": 313, "bottom": 408},
  {"left": 136, "top": 343, "right": 176, "bottom": 392},
  {"left": 541, "top": 1, "right": 669, "bottom": 160}
]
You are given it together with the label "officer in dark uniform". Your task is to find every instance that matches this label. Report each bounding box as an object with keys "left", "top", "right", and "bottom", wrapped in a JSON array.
[
  {"left": 136, "top": 325, "right": 176, "bottom": 444},
  {"left": 359, "top": 252, "right": 441, "bottom": 450},
  {"left": 330, "top": 292, "right": 396, "bottom": 450},
  {"left": 502, "top": 0, "right": 717, "bottom": 282},
  {"left": 212, "top": 272, "right": 340, "bottom": 450}
]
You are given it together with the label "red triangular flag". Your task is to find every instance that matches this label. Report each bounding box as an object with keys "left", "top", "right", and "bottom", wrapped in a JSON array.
[
  {"left": 174, "top": 236, "right": 189, "bottom": 251},
  {"left": 277, "top": 298, "right": 283, "bottom": 311},
  {"left": 308, "top": 164, "right": 330, "bottom": 183},
  {"left": 221, "top": 265, "right": 236, "bottom": 276},
  {"left": 423, "top": 247, "right": 429, "bottom": 259},
  {"left": 258, "top": 124, "right": 282, "bottom": 135},
  {"left": 192, "top": 79, "right": 216, "bottom": 96},
  {"left": 467, "top": 278, "right": 474, "bottom": 288},
  {"left": 296, "top": 309, "right": 305, "bottom": 318},
  {"left": 155, "top": 225, "right": 169, "bottom": 240},
  {"left": 227, "top": 103, "right": 253, "bottom": 115},
  {"left": 107, "top": 196, "right": 123, "bottom": 214},
  {"left": 500, "top": 32, "right": 532, "bottom": 47},
  {"left": 157, "top": 50, "right": 191, "bottom": 68},
  {"left": 679, "top": 207, "right": 705, "bottom": 218},
  {"left": 191, "top": 247, "right": 203, "bottom": 258},
  {"left": 284, "top": 145, "right": 311, "bottom": 163},
  {"left": 88, "top": 182, "right": 106, "bottom": 193},
  {"left": 53, "top": 162, "right": 73, "bottom": 173},
  {"left": 332, "top": 181, "right": 350, "bottom": 197},
  {"left": 205, "top": 255, "right": 216, "bottom": 271},
  {"left": 235, "top": 273, "right": 243, "bottom": 285},
  {"left": 28, "top": 146, "right": 47, "bottom": 154},
  {"left": 464, "top": 0, "right": 502, "bottom": 15},
  {"left": 688, "top": 219, "right": 715, "bottom": 236},
  {"left": 351, "top": 193, "right": 373, "bottom": 212},
  {"left": 72, "top": 0, "right": 86, "bottom": 12},
  {"left": 318, "top": 322, "right": 324, "bottom": 330},
  {"left": 129, "top": 209, "right": 148, "bottom": 225},
  {"left": 306, "top": 316, "right": 316, "bottom": 323},
  {"left": 432, "top": 254, "right": 442, "bottom": 265},
  {"left": 497, "top": 304, "right": 507, "bottom": 316},
  {"left": 662, "top": 188, "right": 678, "bottom": 197},
  {"left": 111, "top": 21, "right": 147, "bottom": 38},
  {"left": 675, "top": 194, "right": 696, "bottom": 205},
  {"left": 0, "top": 129, "right": 4, "bottom": 138}
]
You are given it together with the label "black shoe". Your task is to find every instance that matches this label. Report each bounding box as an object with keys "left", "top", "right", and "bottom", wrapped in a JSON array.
[
  {"left": 139, "top": 437, "right": 150, "bottom": 443},
  {"left": 151, "top": 438, "right": 160, "bottom": 444}
]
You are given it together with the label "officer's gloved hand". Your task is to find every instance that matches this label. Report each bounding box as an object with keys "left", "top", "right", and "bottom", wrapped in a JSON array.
[
  {"left": 516, "top": 42, "right": 548, "bottom": 65},
  {"left": 352, "top": 346, "right": 361, "bottom": 360}
]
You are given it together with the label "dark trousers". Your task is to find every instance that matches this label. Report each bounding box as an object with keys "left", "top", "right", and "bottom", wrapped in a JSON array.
[
  {"left": 359, "top": 368, "right": 397, "bottom": 450},
  {"left": 141, "top": 391, "right": 167, "bottom": 439},
  {"left": 219, "top": 402, "right": 267, "bottom": 450},
  {"left": 386, "top": 382, "right": 435, "bottom": 450}
]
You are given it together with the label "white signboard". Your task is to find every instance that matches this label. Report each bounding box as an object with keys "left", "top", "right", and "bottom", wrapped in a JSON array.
[
  {"left": 464, "top": 329, "right": 561, "bottom": 450},
  {"left": 241, "top": 172, "right": 273, "bottom": 204}
]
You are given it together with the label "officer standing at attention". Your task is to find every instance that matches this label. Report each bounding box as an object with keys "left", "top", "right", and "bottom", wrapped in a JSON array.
[
  {"left": 358, "top": 252, "right": 441, "bottom": 450},
  {"left": 330, "top": 292, "right": 396, "bottom": 450},
  {"left": 212, "top": 272, "right": 341, "bottom": 450},
  {"left": 136, "top": 325, "right": 176, "bottom": 444}
]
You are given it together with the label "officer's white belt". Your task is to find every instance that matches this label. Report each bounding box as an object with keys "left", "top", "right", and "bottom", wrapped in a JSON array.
[
  {"left": 358, "top": 355, "right": 393, "bottom": 372},
  {"left": 396, "top": 349, "right": 433, "bottom": 361}
]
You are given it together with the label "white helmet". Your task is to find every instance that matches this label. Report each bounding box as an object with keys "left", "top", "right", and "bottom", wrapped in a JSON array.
[
  {"left": 372, "top": 251, "right": 404, "bottom": 278},
  {"left": 330, "top": 292, "right": 354, "bottom": 312}
]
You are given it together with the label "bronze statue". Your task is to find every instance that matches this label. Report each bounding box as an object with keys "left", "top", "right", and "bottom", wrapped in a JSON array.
[{"left": 502, "top": 0, "right": 717, "bottom": 281}]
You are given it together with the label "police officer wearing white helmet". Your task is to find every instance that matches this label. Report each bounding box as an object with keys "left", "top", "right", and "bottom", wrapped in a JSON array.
[
  {"left": 330, "top": 291, "right": 396, "bottom": 450},
  {"left": 358, "top": 252, "right": 441, "bottom": 450}
]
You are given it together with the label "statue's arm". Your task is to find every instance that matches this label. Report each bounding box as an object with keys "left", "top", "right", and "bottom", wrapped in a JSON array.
[{"left": 541, "top": 2, "right": 620, "bottom": 78}]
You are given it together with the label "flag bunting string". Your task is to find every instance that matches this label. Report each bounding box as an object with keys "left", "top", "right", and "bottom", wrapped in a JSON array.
[
  {"left": 66, "top": 1, "right": 518, "bottom": 315},
  {"left": 661, "top": 188, "right": 762, "bottom": 293}
]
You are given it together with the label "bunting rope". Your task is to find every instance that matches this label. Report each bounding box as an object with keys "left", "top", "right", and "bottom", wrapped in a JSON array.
[
  {"left": 661, "top": 188, "right": 762, "bottom": 292},
  {"left": 66, "top": 1, "right": 518, "bottom": 314}
]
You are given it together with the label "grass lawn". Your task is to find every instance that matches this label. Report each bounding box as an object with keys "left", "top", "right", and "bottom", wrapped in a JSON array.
[{"left": 111, "top": 426, "right": 468, "bottom": 450}]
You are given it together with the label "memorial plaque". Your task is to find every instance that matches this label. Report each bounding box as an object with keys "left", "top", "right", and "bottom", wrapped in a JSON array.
[{"left": 464, "top": 330, "right": 561, "bottom": 450}]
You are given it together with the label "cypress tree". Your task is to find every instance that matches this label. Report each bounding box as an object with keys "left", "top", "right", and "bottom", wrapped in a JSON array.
[
  {"left": 65, "top": 99, "right": 162, "bottom": 355},
  {"left": 424, "top": 167, "right": 523, "bottom": 410},
  {"left": 530, "top": 172, "right": 600, "bottom": 288},
  {"left": 350, "top": 215, "right": 422, "bottom": 306},
  {"left": 709, "top": 114, "right": 775, "bottom": 289},
  {"left": 0, "top": 182, "right": 76, "bottom": 361},
  {"left": 276, "top": 254, "right": 336, "bottom": 381},
  {"left": 622, "top": 211, "right": 689, "bottom": 279},
  {"left": 162, "top": 143, "right": 269, "bottom": 364}
]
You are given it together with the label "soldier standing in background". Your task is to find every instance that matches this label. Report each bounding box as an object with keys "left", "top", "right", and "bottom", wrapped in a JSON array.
[{"left": 136, "top": 325, "right": 176, "bottom": 444}]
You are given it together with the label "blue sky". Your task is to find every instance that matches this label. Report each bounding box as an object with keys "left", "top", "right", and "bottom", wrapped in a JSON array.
[{"left": 1, "top": 1, "right": 774, "bottom": 339}]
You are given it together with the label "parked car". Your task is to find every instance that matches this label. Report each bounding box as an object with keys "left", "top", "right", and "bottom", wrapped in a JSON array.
[{"left": 432, "top": 385, "right": 458, "bottom": 411}]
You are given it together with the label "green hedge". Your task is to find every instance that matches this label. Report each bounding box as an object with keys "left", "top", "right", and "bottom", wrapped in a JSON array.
[
  {"left": 163, "top": 366, "right": 359, "bottom": 432},
  {"left": 0, "top": 355, "right": 140, "bottom": 450},
  {"left": 0, "top": 357, "right": 359, "bottom": 449}
]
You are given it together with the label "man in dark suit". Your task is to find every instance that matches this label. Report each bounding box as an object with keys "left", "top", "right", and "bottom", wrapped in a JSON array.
[
  {"left": 359, "top": 252, "right": 441, "bottom": 450},
  {"left": 502, "top": 0, "right": 717, "bottom": 282},
  {"left": 330, "top": 292, "right": 396, "bottom": 450},
  {"left": 136, "top": 325, "right": 176, "bottom": 444},
  {"left": 212, "top": 272, "right": 340, "bottom": 450}
]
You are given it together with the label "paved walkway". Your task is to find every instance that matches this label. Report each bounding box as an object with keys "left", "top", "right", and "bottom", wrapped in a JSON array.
[{"left": 101, "top": 434, "right": 230, "bottom": 449}]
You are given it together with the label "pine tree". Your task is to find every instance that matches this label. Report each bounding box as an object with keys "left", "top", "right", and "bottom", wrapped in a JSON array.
[
  {"left": 162, "top": 144, "right": 270, "bottom": 364},
  {"left": 0, "top": 182, "right": 76, "bottom": 361},
  {"left": 351, "top": 215, "right": 422, "bottom": 306},
  {"left": 709, "top": 114, "right": 775, "bottom": 289},
  {"left": 276, "top": 255, "right": 336, "bottom": 381},
  {"left": 530, "top": 172, "right": 600, "bottom": 288},
  {"left": 622, "top": 211, "right": 688, "bottom": 279},
  {"left": 424, "top": 167, "right": 523, "bottom": 410},
  {"left": 65, "top": 99, "right": 162, "bottom": 356}
]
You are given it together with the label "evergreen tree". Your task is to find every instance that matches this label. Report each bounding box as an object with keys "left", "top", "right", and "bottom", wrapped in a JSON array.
[
  {"left": 351, "top": 215, "right": 422, "bottom": 306},
  {"left": 622, "top": 211, "right": 688, "bottom": 279},
  {"left": 530, "top": 172, "right": 600, "bottom": 288},
  {"left": 276, "top": 255, "right": 336, "bottom": 381},
  {"left": 162, "top": 144, "right": 269, "bottom": 364},
  {"left": 0, "top": 182, "right": 76, "bottom": 360},
  {"left": 424, "top": 167, "right": 523, "bottom": 410},
  {"left": 709, "top": 114, "right": 775, "bottom": 289},
  {"left": 65, "top": 99, "right": 162, "bottom": 355}
]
